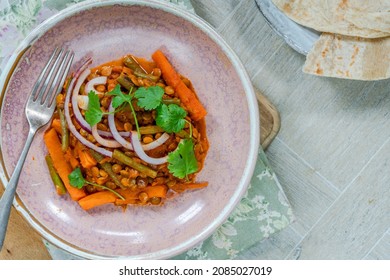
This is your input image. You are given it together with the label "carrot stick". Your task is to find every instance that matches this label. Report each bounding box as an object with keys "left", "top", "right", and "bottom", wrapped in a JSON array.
[
  {"left": 115, "top": 185, "right": 168, "bottom": 205},
  {"left": 78, "top": 191, "right": 117, "bottom": 210},
  {"left": 175, "top": 82, "right": 207, "bottom": 121},
  {"left": 44, "top": 128, "right": 86, "bottom": 201},
  {"left": 151, "top": 50, "right": 182, "bottom": 87},
  {"left": 64, "top": 149, "right": 79, "bottom": 169},
  {"left": 145, "top": 185, "right": 168, "bottom": 198},
  {"left": 117, "top": 188, "right": 140, "bottom": 199},
  {"left": 51, "top": 118, "right": 62, "bottom": 134},
  {"left": 75, "top": 141, "right": 97, "bottom": 169},
  {"left": 115, "top": 188, "right": 140, "bottom": 205},
  {"left": 170, "top": 182, "right": 208, "bottom": 193},
  {"left": 78, "top": 149, "right": 97, "bottom": 169},
  {"left": 151, "top": 50, "right": 207, "bottom": 121}
]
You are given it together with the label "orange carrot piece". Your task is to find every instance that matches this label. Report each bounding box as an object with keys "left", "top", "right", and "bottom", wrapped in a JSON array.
[
  {"left": 79, "top": 149, "right": 97, "bottom": 169},
  {"left": 145, "top": 185, "right": 168, "bottom": 198},
  {"left": 117, "top": 188, "right": 140, "bottom": 199},
  {"left": 170, "top": 182, "right": 208, "bottom": 193},
  {"left": 64, "top": 149, "right": 79, "bottom": 169},
  {"left": 51, "top": 118, "right": 62, "bottom": 134},
  {"left": 151, "top": 50, "right": 182, "bottom": 88},
  {"left": 175, "top": 82, "right": 207, "bottom": 121},
  {"left": 151, "top": 50, "right": 207, "bottom": 121},
  {"left": 78, "top": 191, "right": 117, "bottom": 210},
  {"left": 115, "top": 185, "right": 168, "bottom": 205},
  {"left": 75, "top": 141, "right": 97, "bottom": 169},
  {"left": 44, "top": 128, "right": 86, "bottom": 201},
  {"left": 115, "top": 189, "right": 140, "bottom": 205}
]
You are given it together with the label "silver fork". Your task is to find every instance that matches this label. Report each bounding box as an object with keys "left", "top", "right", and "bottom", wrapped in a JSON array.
[{"left": 0, "top": 47, "right": 74, "bottom": 249}]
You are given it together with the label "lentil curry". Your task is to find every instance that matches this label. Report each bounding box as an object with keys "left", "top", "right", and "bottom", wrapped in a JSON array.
[{"left": 44, "top": 49, "right": 209, "bottom": 211}]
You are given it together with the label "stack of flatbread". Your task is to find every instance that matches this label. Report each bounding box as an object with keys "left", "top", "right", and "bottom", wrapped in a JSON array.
[{"left": 272, "top": 0, "right": 390, "bottom": 80}]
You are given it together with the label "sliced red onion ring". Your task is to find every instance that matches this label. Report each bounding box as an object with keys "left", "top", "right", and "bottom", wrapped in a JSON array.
[
  {"left": 107, "top": 102, "right": 170, "bottom": 151},
  {"left": 65, "top": 60, "right": 170, "bottom": 160},
  {"left": 76, "top": 76, "right": 106, "bottom": 110},
  {"left": 85, "top": 76, "right": 107, "bottom": 96},
  {"left": 100, "top": 129, "right": 130, "bottom": 139},
  {"left": 74, "top": 58, "right": 92, "bottom": 76},
  {"left": 71, "top": 67, "right": 92, "bottom": 132},
  {"left": 107, "top": 103, "right": 134, "bottom": 150},
  {"left": 70, "top": 69, "right": 131, "bottom": 139},
  {"left": 64, "top": 59, "right": 113, "bottom": 158},
  {"left": 91, "top": 124, "right": 122, "bottom": 148},
  {"left": 130, "top": 131, "right": 168, "bottom": 165}
]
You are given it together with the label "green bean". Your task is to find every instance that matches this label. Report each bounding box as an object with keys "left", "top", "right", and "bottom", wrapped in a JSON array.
[
  {"left": 138, "top": 125, "right": 188, "bottom": 138},
  {"left": 123, "top": 56, "right": 159, "bottom": 82},
  {"left": 117, "top": 73, "right": 135, "bottom": 91},
  {"left": 89, "top": 149, "right": 126, "bottom": 190},
  {"left": 57, "top": 77, "right": 72, "bottom": 152},
  {"left": 45, "top": 155, "right": 67, "bottom": 195},
  {"left": 139, "top": 125, "right": 165, "bottom": 135},
  {"left": 162, "top": 97, "right": 181, "bottom": 105},
  {"left": 58, "top": 108, "right": 69, "bottom": 152},
  {"left": 88, "top": 148, "right": 105, "bottom": 162},
  {"left": 175, "top": 130, "right": 190, "bottom": 139},
  {"left": 133, "top": 69, "right": 159, "bottom": 82},
  {"left": 123, "top": 56, "right": 143, "bottom": 72},
  {"left": 112, "top": 149, "right": 157, "bottom": 178}
]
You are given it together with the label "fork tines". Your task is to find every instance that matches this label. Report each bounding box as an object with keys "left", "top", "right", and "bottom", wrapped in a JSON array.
[{"left": 31, "top": 47, "right": 74, "bottom": 107}]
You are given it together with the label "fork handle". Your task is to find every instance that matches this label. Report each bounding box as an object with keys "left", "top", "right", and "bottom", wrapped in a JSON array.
[{"left": 0, "top": 129, "right": 36, "bottom": 250}]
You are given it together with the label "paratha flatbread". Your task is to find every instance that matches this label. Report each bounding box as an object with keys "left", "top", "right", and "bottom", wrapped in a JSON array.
[
  {"left": 345, "top": 9, "right": 390, "bottom": 34},
  {"left": 303, "top": 33, "right": 390, "bottom": 80},
  {"left": 272, "top": 0, "right": 390, "bottom": 38}
]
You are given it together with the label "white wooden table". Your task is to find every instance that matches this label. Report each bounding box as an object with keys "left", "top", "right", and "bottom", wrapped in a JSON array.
[{"left": 191, "top": 0, "right": 390, "bottom": 259}]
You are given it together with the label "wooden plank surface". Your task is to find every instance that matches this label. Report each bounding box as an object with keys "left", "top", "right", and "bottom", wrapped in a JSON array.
[
  {"left": 0, "top": 203, "right": 51, "bottom": 259},
  {"left": 201, "top": 0, "right": 390, "bottom": 259},
  {"left": 192, "top": 0, "right": 390, "bottom": 260}
]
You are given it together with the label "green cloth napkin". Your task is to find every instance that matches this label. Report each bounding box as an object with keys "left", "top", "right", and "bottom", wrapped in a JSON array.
[
  {"left": 0, "top": 0, "right": 294, "bottom": 260},
  {"left": 173, "top": 149, "right": 294, "bottom": 259}
]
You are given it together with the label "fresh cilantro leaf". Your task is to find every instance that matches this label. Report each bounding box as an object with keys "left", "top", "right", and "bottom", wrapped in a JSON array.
[
  {"left": 107, "top": 84, "right": 132, "bottom": 108},
  {"left": 108, "top": 83, "right": 123, "bottom": 96},
  {"left": 134, "top": 86, "right": 164, "bottom": 110},
  {"left": 167, "top": 139, "right": 198, "bottom": 179},
  {"left": 156, "top": 104, "right": 187, "bottom": 133},
  {"left": 68, "top": 167, "right": 85, "bottom": 189},
  {"left": 85, "top": 91, "right": 103, "bottom": 126},
  {"left": 68, "top": 167, "right": 125, "bottom": 200}
]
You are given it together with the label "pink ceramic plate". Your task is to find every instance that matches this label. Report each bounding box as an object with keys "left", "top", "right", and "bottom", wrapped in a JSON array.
[{"left": 0, "top": 0, "right": 259, "bottom": 259}]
